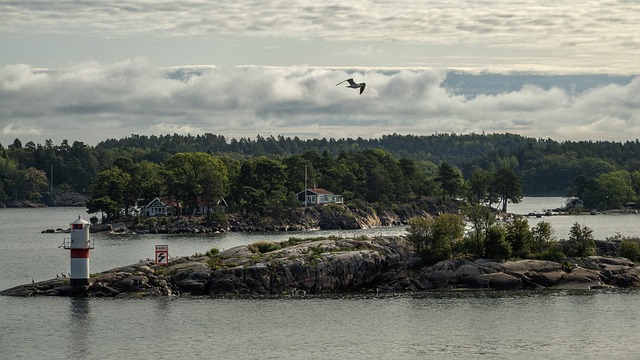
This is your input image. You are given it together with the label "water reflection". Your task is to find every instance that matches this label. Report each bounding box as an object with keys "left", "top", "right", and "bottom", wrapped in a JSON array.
[{"left": 67, "top": 298, "right": 92, "bottom": 359}]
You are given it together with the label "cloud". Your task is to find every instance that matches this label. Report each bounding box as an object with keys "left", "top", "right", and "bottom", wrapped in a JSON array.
[
  {"left": 2, "top": 123, "right": 42, "bottom": 136},
  {"left": 1, "top": 59, "right": 639, "bottom": 146},
  {"left": 2, "top": 1, "right": 640, "bottom": 72}
]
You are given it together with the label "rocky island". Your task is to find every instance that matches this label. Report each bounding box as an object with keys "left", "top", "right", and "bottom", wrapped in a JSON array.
[{"left": 3, "top": 236, "right": 639, "bottom": 298}]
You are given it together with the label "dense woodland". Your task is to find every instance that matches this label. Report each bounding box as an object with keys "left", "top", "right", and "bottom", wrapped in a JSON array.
[{"left": 2, "top": 133, "right": 640, "bottom": 217}]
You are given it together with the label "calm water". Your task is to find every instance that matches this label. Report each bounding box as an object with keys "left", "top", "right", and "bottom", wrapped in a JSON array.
[
  {"left": 508, "top": 197, "right": 640, "bottom": 240},
  {"left": 1, "top": 199, "right": 640, "bottom": 359}
]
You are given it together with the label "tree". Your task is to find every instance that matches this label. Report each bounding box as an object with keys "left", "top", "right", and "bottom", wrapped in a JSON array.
[
  {"left": 531, "top": 221, "right": 555, "bottom": 254},
  {"left": 505, "top": 215, "right": 533, "bottom": 258},
  {"left": 463, "top": 203, "right": 496, "bottom": 258},
  {"left": 406, "top": 214, "right": 465, "bottom": 265},
  {"left": 595, "top": 170, "right": 635, "bottom": 209},
  {"left": 23, "top": 167, "right": 49, "bottom": 202},
  {"left": 485, "top": 225, "right": 511, "bottom": 260},
  {"left": 0, "top": 156, "right": 22, "bottom": 201},
  {"left": 165, "top": 152, "right": 229, "bottom": 216},
  {"left": 436, "top": 162, "right": 464, "bottom": 201},
  {"left": 567, "top": 222, "right": 596, "bottom": 257},
  {"left": 567, "top": 175, "right": 596, "bottom": 201},
  {"left": 88, "top": 168, "right": 130, "bottom": 220},
  {"left": 466, "top": 168, "right": 496, "bottom": 205},
  {"left": 112, "top": 157, "right": 141, "bottom": 217},
  {"left": 492, "top": 167, "right": 523, "bottom": 212},
  {"left": 252, "top": 157, "right": 287, "bottom": 217},
  {"left": 239, "top": 186, "right": 268, "bottom": 215},
  {"left": 283, "top": 155, "right": 313, "bottom": 194},
  {"left": 199, "top": 160, "right": 229, "bottom": 215},
  {"left": 9, "top": 138, "right": 22, "bottom": 149},
  {"left": 137, "top": 161, "right": 164, "bottom": 205},
  {"left": 86, "top": 196, "right": 118, "bottom": 222}
]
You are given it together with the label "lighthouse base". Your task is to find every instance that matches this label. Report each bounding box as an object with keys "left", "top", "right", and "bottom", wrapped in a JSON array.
[{"left": 70, "top": 278, "right": 90, "bottom": 287}]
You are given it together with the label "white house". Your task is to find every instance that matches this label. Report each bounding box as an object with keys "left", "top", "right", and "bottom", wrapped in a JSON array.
[
  {"left": 296, "top": 186, "right": 343, "bottom": 206},
  {"left": 143, "top": 197, "right": 179, "bottom": 216},
  {"left": 144, "top": 196, "right": 228, "bottom": 216},
  {"left": 564, "top": 197, "right": 584, "bottom": 210}
]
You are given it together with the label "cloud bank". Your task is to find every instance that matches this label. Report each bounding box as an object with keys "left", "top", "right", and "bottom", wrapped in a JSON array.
[
  {"left": 2, "top": 1, "right": 640, "bottom": 73},
  {"left": 1, "top": 59, "right": 639, "bottom": 146}
]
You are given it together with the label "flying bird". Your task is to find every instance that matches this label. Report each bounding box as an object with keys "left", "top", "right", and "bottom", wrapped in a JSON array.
[{"left": 336, "top": 78, "right": 366, "bottom": 95}]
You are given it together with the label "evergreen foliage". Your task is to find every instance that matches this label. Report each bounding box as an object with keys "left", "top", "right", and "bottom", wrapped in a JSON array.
[
  {"left": 505, "top": 216, "right": 533, "bottom": 258},
  {"left": 484, "top": 225, "right": 511, "bottom": 260},
  {"left": 619, "top": 239, "right": 640, "bottom": 262},
  {"left": 4, "top": 132, "right": 640, "bottom": 212},
  {"left": 531, "top": 221, "right": 555, "bottom": 255},
  {"left": 406, "top": 214, "right": 465, "bottom": 265},
  {"left": 567, "top": 222, "right": 596, "bottom": 257}
]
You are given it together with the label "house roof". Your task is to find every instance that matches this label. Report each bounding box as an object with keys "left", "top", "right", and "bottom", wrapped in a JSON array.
[
  {"left": 144, "top": 197, "right": 180, "bottom": 208},
  {"left": 297, "top": 187, "right": 336, "bottom": 196},
  {"left": 195, "top": 196, "right": 228, "bottom": 207}
]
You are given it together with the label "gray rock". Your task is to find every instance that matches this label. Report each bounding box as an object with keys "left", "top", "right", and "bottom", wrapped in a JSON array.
[{"left": 3, "top": 236, "right": 640, "bottom": 298}]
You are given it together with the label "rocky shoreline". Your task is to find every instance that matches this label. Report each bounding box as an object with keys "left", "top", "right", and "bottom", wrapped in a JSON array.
[
  {"left": 41, "top": 201, "right": 442, "bottom": 234},
  {"left": 3, "top": 236, "right": 639, "bottom": 298}
]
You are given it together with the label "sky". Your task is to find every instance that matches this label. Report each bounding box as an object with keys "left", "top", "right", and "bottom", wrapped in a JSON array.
[{"left": 1, "top": 0, "right": 640, "bottom": 146}]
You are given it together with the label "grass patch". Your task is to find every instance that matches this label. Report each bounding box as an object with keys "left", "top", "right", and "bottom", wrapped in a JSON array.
[
  {"left": 247, "top": 241, "right": 281, "bottom": 254},
  {"left": 205, "top": 248, "right": 220, "bottom": 257},
  {"left": 208, "top": 257, "right": 223, "bottom": 270}
]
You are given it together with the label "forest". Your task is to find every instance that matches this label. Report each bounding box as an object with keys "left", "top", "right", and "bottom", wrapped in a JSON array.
[{"left": 2, "top": 132, "right": 640, "bottom": 216}]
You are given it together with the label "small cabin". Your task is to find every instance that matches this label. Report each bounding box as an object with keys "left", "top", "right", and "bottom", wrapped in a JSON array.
[
  {"left": 194, "top": 197, "right": 228, "bottom": 215},
  {"left": 565, "top": 198, "right": 584, "bottom": 210},
  {"left": 296, "top": 187, "right": 343, "bottom": 206}
]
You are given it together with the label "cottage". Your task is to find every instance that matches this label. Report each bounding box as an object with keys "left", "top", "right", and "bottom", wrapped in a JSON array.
[
  {"left": 564, "top": 197, "right": 584, "bottom": 210},
  {"left": 296, "top": 186, "right": 343, "bottom": 206},
  {"left": 143, "top": 197, "right": 180, "bottom": 216},
  {"left": 194, "top": 197, "right": 228, "bottom": 215}
]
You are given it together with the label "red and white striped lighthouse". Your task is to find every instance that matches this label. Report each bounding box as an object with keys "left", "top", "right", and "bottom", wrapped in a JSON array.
[{"left": 64, "top": 216, "right": 93, "bottom": 287}]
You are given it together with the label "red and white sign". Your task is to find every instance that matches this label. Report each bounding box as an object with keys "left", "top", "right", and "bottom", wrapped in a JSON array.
[{"left": 155, "top": 244, "right": 169, "bottom": 265}]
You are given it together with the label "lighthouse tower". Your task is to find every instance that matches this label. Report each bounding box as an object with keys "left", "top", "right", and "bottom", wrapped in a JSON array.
[{"left": 64, "top": 216, "right": 93, "bottom": 287}]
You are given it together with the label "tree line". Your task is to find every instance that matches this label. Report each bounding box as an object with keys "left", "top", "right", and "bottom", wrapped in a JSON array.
[
  {"left": 3, "top": 133, "right": 640, "bottom": 211},
  {"left": 407, "top": 208, "right": 640, "bottom": 266},
  {"left": 84, "top": 149, "right": 522, "bottom": 221}
]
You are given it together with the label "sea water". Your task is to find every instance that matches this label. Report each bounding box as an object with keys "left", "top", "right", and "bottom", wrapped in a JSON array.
[{"left": 1, "top": 199, "right": 639, "bottom": 359}]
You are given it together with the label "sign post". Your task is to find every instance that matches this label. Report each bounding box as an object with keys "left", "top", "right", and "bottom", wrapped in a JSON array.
[{"left": 155, "top": 245, "right": 169, "bottom": 265}]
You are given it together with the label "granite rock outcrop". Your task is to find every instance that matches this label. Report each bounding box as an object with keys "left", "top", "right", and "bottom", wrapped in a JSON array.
[{"left": 3, "top": 236, "right": 639, "bottom": 298}]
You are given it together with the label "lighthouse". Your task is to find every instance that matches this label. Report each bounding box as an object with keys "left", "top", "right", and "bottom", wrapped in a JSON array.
[{"left": 64, "top": 216, "right": 93, "bottom": 287}]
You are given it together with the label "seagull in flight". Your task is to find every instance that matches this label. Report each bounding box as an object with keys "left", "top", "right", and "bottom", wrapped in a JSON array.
[{"left": 336, "top": 78, "right": 366, "bottom": 95}]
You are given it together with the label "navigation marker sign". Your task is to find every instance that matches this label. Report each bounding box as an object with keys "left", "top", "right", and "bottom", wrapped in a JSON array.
[{"left": 155, "top": 245, "right": 169, "bottom": 265}]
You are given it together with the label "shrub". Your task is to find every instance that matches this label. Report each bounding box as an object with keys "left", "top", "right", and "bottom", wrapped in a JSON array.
[
  {"left": 485, "top": 225, "right": 511, "bottom": 261},
  {"left": 619, "top": 239, "right": 640, "bottom": 262},
  {"left": 247, "top": 241, "right": 281, "bottom": 254},
  {"left": 535, "top": 244, "right": 566, "bottom": 263},
  {"left": 205, "top": 207, "right": 227, "bottom": 224},
  {"left": 406, "top": 214, "right": 464, "bottom": 265},
  {"left": 205, "top": 248, "right": 220, "bottom": 257}
]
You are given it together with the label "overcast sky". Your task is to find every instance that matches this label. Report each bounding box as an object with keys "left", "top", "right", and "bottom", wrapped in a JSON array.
[{"left": 1, "top": 0, "right": 639, "bottom": 146}]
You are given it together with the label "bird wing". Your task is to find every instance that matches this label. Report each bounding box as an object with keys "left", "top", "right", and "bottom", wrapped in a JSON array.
[
  {"left": 336, "top": 78, "right": 353, "bottom": 86},
  {"left": 359, "top": 83, "right": 366, "bottom": 94}
]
